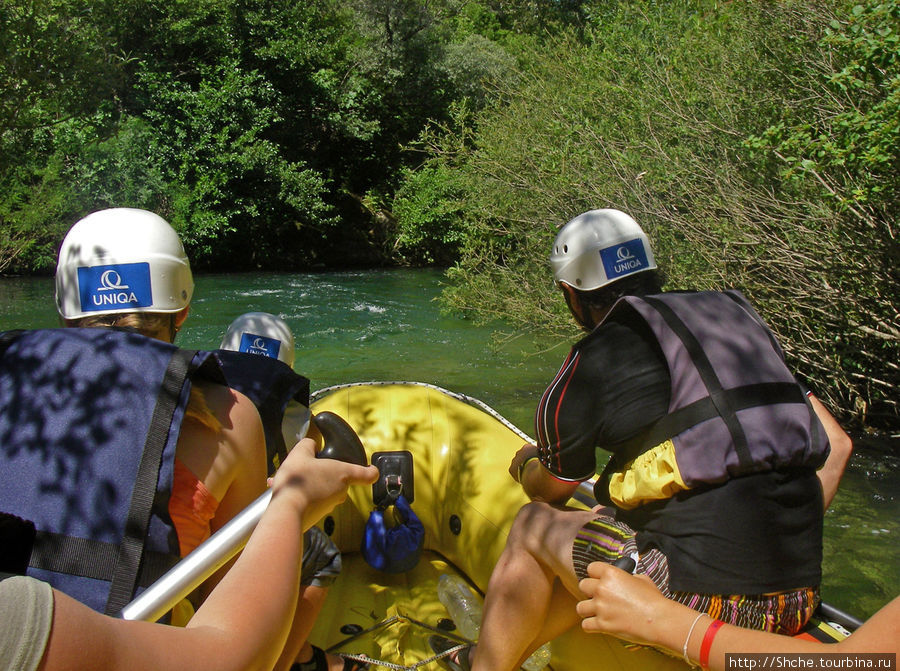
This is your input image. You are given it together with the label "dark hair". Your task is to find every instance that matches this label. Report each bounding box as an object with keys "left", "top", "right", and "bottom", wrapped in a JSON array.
[{"left": 573, "top": 269, "right": 664, "bottom": 314}]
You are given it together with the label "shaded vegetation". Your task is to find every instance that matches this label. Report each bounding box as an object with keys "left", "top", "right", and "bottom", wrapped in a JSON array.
[{"left": 0, "top": 0, "right": 542, "bottom": 270}]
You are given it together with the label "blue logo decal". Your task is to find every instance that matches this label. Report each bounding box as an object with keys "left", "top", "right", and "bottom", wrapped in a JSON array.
[
  {"left": 238, "top": 333, "right": 281, "bottom": 360},
  {"left": 78, "top": 263, "right": 153, "bottom": 312},
  {"left": 599, "top": 239, "right": 649, "bottom": 281}
]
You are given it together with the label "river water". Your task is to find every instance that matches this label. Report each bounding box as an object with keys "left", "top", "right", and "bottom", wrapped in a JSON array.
[{"left": 1, "top": 268, "right": 896, "bottom": 621}]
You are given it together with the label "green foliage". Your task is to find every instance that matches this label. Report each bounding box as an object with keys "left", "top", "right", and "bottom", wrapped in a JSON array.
[
  {"left": 0, "top": 0, "right": 122, "bottom": 272},
  {"left": 1, "top": 0, "right": 542, "bottom": 272},
  {"left": 1, "top": 0, "right": 895, "bottom": 427},
  {"left": 138, "top": 60, "right": 334, "bottom": 268},
  {"left": 741, "top": 0, "right": 899, "bottom": 425},
  {"left": 405, "top": 0, "right": 898, "bottom": 428},
  {"left": 747, "top": 0, "right": 899, "bottom": 214},
  {"left": 392, "top": 161, "right": 467, "bottom": 264},
  {"left": 0, "top": 0, "right": 119, "bottom": 141}
]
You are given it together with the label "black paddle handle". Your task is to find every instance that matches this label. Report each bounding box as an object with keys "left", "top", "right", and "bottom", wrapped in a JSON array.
[
  {"left": 612, "top": 556, "right": 636, "bottom": 573},
  {"left": 312, "top": 411, "right": 368, "bottom": 466}
]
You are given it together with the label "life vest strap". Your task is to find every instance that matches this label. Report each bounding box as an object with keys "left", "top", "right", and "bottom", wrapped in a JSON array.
[
  {"left": 620, "top": 382, "right": 806, "bottom": 463},
  {"left": 29, "top": 531, "right": 178, "bottom": 587},
  {"left": 642, "top": 296, "right": 754, "bottom": 468},
  {"left": 105, "top": 347, "right": 196, "bottom": 616}
]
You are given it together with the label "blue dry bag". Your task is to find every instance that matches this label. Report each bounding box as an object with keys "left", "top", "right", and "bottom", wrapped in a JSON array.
[{"left": 361, "top": 495, "right": 424, "bottom": 574}]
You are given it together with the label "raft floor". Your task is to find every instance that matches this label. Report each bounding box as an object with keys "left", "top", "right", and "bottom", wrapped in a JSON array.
[{"left": 308, "top": 551, "right": 690, "bottom": 671}]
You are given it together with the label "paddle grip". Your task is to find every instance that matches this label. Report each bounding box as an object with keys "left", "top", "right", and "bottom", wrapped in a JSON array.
[
  {"left": 313, "top": 411, "right": 368, "bottom": 466},
  {"left": 612, "top": 556, "right": 636, "bottom": 573}
]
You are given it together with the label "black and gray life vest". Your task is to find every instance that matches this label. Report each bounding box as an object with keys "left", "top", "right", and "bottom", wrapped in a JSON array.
[
  {"left": 214, "top": 349, "right": 310, "bottom": 475},
  {"left": 596, "top": 291, "right": 829, "bottom": 509}
]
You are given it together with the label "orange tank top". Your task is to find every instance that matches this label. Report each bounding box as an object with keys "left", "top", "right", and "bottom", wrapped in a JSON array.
[{"left": 168, "top": 457, "right": 220, "bottom": 556}]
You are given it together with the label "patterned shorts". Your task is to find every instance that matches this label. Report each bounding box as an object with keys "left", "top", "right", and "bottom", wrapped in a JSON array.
[{"left": 572, "top": 514, "right": 819, "bottom": 635}]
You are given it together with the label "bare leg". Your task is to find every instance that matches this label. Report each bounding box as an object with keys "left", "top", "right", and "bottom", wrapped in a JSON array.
[
  {"left": 527, "top": 581, "right": 585, "bottom": 650},
  {"left": 470, "top": 503, "right": 597, "bottom": 671},
  {"left": 273, "top": 585, "right": 348, "bottom": 671}
]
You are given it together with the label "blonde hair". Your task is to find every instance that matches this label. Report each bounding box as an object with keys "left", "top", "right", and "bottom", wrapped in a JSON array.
[
  {"left": 184, "top": 386, "right": 221, "bottom": 432},
  {"left": 67, "top": 312, "right": 220, "bottom": 431},
  {"left": 68, "top": 312, "right": 175, "bottom": 340}
]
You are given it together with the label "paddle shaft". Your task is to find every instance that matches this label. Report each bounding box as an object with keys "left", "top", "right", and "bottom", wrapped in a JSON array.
[{"left": 120, "top": 489, "right": 271, "bottom": 621}]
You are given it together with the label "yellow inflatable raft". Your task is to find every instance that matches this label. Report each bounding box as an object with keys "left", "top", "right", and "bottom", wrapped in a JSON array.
[
  {"left": 307, "top": 381, "right": 693, "bottom": 670},
  {"left": 121, "top": 380, "right": 853, "bottom": 666}
]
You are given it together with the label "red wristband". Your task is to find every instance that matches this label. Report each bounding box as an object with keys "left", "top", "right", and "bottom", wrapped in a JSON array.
[{"left": 699, "top": 619, "right": 724, "bottom": 669}]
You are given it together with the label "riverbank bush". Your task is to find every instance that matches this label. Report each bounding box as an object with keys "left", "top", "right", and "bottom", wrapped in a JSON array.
[{"left": 399, "top": 0, "right": 898, "bottom": 430}]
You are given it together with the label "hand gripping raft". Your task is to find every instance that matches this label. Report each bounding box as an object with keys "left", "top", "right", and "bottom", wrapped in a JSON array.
[{"left": 120, "top": 412, "right": 367, "bottom": 622}]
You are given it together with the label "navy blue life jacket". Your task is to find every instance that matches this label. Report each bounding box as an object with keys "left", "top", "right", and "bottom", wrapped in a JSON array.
[
  {"left": 0, "top": 328, "right": 220, "bottom": 616},
  {"left": 214, "top": 349, "right": 310, "bottom": 475},
  {"left": 596, "top": 291, "right": 829, "bottom": 508}
]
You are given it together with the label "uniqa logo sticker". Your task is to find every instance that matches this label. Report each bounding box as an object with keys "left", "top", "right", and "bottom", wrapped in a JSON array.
[
  {"left": 599, "top": 239, "right": 649, "bottom": 281},
  {"left": 238, "top": 332, "right": 281, "bottom": 360},
  {"left": 77, "top": 263, "right": 153, "bottom": 312}
]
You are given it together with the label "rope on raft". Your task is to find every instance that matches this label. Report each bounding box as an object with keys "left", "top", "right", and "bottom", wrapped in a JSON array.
[{"left": 326, "top": 613, "right": 469, "bottom": 670}]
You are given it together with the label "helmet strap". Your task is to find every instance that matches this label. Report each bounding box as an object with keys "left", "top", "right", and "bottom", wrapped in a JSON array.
[{"left": 167, "top": 314, "right": 179, "bottom": 343}]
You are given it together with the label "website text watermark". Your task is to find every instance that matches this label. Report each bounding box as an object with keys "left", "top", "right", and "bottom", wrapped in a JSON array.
[{"left": 726, "top": 653, "right": 895, "bottom": 669}]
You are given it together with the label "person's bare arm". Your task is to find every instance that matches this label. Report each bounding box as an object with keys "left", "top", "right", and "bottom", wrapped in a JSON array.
[
  {"left": 205, "top": 386, "right": 269, "bottom": 533},
  {"left": 179, "top": 384, "right": 268, "bottom": 597},
  {"left": 510, "top": 443, "right": 580, "bottom": 505},
  {"left": 576, "top": 562, "right": 899, "bottom": 669},
  {"left": 38, "top": 439, "right": 379, "bottom": 671},
  {"left": 808, "top": 393, "right": 853, "bottom": 510}
]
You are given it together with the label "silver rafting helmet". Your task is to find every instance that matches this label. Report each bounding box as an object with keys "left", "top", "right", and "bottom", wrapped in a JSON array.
[
  {"left": 220, "top": 311, "right": 296, "bottom": 368},
  {"left": 55, "top": 208, "right": 194, "bottom": 320},
  {"left": 550, "top": 209, "right": 656, "bottom": 291}
]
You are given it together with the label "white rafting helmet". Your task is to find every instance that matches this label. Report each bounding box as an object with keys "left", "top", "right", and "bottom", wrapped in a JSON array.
[
  {"left": 550, "top": 209, "right": 656, "bottom": 291},
  {"left": 55, "top": 208, "right": 193, "bottom": 319},
  {"left": 220, "top": 311, "right": 296, "bottom": 368}
]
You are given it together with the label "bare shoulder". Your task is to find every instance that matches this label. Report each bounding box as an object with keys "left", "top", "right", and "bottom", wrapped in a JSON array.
[
  {"left": 177, "top": 381, "right": 266, "bottom": 503},
  {"left": 198, "top": 380, "right": 258, "bottom": 421},
  {"left": 195, "top": 381, "right": 265, "bottom": 457}
]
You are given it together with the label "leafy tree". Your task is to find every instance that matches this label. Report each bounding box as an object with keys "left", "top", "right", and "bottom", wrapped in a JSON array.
[
  {"left": 405, "top": 0, "right": 898, "bottom": 428},
  {"left": 0, "top": 0, "right": 122, "bottom": 272},
  {"left": 745, "top": 0, "right": 899, "bottom": 425},
  {"left": 138, "top": 60, "right": 334, "bottom": 268},
  {"left": 392, "top": 159, "right": 467, "bottom": 264}
]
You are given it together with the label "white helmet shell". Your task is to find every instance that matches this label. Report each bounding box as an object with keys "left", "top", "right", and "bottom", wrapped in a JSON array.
[
  {"left": 550, "top": 209, "right": 656, "bottom": 291},
  {"left": 55, "top": 208, "right": 194, "bottom": 319},
  {"left": 220, "top": 312, "right": 295, "bottom": 368}
]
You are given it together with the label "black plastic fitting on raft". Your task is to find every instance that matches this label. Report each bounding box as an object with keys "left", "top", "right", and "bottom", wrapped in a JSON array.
[{"left": 313, "top": 411, "right": 368, "bottom": 466}]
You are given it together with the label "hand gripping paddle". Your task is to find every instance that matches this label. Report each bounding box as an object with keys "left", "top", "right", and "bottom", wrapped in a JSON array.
[{"left": 121, "top": 411, "right": 367, "bottom": 621}]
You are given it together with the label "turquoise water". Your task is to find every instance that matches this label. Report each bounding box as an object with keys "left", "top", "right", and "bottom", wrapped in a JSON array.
[
  {"left": 1, "top": 269, "right": 896, "bottom": 620},
  {"left": 186, "top": 269, "right": 567, "bottom": 431}
]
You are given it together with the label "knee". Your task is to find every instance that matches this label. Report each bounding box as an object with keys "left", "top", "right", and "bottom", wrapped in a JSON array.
[{"left": 506, "top": 502, "right": 555, "bottom": 550}]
